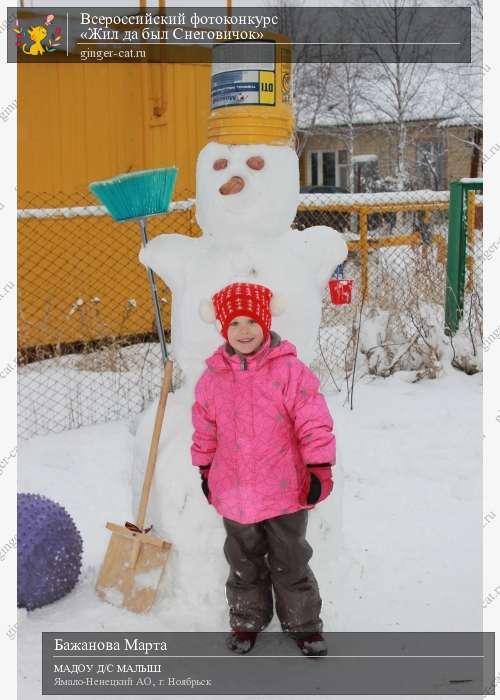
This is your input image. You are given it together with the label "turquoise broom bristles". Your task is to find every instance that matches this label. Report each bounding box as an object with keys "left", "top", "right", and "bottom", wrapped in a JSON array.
[{"left": 89, "top": 167, "right": 178, "bottom": 222}]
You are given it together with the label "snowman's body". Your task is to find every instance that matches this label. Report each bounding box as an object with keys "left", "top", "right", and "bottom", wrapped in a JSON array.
[{"left": 140, "top": 142, "right": 348, "bottom": 390}]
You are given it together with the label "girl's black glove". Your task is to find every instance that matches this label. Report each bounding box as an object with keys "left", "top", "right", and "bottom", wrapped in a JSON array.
[
  {"left": 307, "top": 472, "right": 322, "bottom": 504},
  {"left": 199, "top": 466, "right": 211, "bottom": 503},
  {"left": 306, "top": 464, "right": 334, "bottom": 505}
]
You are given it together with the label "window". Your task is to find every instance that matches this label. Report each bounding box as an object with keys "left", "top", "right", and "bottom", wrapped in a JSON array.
[
  {"left": 352, "top": 155, "right": 379, "bottom": 192},
  {"left": 337, "top": 150, "right": 348, "bottom": 190},
  {"left": 311, "top": 152, "right": 318, "bottom": 186},
  {"left": 322, "top": 152, "right": 336, "bottom": 186},
  {"left": 308, "top": 150, "right": 349, "bottom": 190},
  {"left": 415, "top": 141, "right": 446, "bottom": 190}
]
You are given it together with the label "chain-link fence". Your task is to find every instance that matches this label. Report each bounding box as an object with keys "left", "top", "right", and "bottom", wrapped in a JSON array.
[
  {"left": 300, "top": 189, "right": 482, "bottom": 392},
  {"left": 18, "top": 189, "right": 199, "bottom": 439},
  {"left": 18, "top": 187, "right": 483, "bottom": 438}
]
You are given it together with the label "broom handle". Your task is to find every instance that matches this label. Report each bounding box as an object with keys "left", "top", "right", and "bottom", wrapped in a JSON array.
[
  {"left": 139, "top": 218, "right": 169, "bottom": 365},
  {"left": 136, "top": 358, "right": 174, "bottom": 531}
]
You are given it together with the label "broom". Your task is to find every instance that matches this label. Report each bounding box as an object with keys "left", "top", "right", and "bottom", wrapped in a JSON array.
[
  {"left": 89, "top": 167, "right": 177, "bottom": 363},
  {"left": 89, "top": 167, "right": 177, "bottom": 612}
]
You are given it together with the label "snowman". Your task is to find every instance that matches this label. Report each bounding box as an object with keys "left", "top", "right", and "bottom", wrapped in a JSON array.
[
  {"left": 139, "top": 140, "right": 348, "bottom": 392},
  {"left": 132, "top": 71, "right": 347, "bottom": 625}
]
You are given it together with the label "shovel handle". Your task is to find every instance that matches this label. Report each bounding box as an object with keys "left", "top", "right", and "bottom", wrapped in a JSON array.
[
  {"left": 136, "top": 359, "right": 174, "bottom": 530},
  {"left": 129, "top": 538, "right": 141, "bottom": 570}
]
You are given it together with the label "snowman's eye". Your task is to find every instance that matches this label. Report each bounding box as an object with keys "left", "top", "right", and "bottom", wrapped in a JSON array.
[
  {"left": 213, "top": 159, "right": 228, "bottom": 171},
  {"left": 246, "top": 156, "right": 265, "bottom": 171}
]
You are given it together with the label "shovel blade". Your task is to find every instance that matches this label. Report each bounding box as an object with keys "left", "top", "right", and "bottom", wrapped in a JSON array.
[{"left": 96, "top": 526, "right": 171, "bottom": 614}]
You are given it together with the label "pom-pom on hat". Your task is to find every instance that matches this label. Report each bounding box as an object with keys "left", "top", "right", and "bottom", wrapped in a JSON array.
[{"left": 211, "top": 283, "right": 273, "bottom": 340}]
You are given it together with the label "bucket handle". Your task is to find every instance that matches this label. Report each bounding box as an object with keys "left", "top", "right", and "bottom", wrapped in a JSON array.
[{"left": 334, "top": 264, "right": 344, "bottom": 280}]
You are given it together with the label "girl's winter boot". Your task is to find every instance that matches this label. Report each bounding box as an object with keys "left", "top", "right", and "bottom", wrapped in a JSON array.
[
  {"left": 226, "top": 630, "right": 258, "bottom": 654},
  {"left": 294, "top": 632, "right": 328, "bottom": 657}
]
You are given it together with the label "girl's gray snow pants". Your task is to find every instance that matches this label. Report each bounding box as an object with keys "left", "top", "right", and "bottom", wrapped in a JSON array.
[{"left": 222, "top": 509, "right": 323, "bottom": 634}]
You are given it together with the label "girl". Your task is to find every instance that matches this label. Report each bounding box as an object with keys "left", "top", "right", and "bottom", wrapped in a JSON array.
[{"left": 191, "top": 282, "right": 335, "bottom": 656}]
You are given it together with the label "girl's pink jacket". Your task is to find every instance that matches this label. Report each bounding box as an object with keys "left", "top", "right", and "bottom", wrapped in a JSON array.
[{"left": 191, "top": 333, "right": 336, "bottom": 524}]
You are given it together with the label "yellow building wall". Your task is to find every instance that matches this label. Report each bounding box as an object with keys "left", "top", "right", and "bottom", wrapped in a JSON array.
[
  {"left": 18, "top": 61, "right": 211, "bottom": 198},
  {"left": 18, "top": 61, "right": 210, "bottom": 348}
]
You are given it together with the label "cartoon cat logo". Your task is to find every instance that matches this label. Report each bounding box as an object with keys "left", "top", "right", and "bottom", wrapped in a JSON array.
[{"left": 13, "top": 14, "right": 62, "bottom": 56}]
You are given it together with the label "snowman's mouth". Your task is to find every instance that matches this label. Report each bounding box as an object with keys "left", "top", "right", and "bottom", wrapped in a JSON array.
[{"left": 219, "top": 176, "right": 245, "bottom": 195}]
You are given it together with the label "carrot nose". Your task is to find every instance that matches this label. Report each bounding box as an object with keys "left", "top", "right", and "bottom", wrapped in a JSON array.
[{"left": 219, "top": 176, "right": 244, "bottom": 195}]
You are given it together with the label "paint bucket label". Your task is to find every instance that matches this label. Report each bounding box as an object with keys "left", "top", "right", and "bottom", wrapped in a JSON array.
[{"left": 212, "top": 42, "right": 276, "bottom": 110}]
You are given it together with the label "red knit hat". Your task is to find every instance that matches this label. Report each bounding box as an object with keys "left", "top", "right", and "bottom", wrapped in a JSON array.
[{"left": 212, "top": 283, "right": 273, "bottom": 340}]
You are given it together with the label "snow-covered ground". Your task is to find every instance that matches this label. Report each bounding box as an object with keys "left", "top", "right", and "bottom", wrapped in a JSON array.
[{"left": 17, "top": 366, "right": 482, "bottom": 699}]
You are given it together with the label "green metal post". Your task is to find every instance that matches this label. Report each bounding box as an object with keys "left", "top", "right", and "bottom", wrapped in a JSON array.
[
  {"left": 445, "top": 181, "right": 465, "bottom": 335},
  {"left": 445, "top": 180, "right": 483, "bottom": 335}
]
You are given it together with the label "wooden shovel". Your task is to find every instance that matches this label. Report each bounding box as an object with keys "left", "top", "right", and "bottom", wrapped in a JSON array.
[{"left": 95, "top": 359, "right": 174, "bottom": 613}]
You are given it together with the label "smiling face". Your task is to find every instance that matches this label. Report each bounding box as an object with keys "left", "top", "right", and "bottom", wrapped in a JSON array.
[
  {"left": 195, "top": 142, "right": 299, "bottom": 243},
  {"left": 226, "top": 316, "right": 264, "bottom": 355}
]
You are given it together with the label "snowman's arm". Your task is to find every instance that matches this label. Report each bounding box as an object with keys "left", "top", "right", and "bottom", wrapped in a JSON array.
[
  {"left": 139, "top": 234, "right": 197, "bottom": 295},
  {"left": 293, "top": 226, "right": 349, "bottom": 285}
]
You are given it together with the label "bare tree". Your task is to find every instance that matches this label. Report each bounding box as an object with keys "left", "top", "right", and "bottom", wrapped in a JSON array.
[
  {"left": 351, "top": 0, "right": 449, "bottom": 189},
  {"left": 270, "top": 1, "right": 329, "bottom": 156},
  {"left": 291, "top": 22, "right": 372, "bottom": 186},
  {"left": 293, "top": 61, "right": 338, "bottom": 157},
  {"left": 316, "top": 62, "right": 370, "bottom": 191}
]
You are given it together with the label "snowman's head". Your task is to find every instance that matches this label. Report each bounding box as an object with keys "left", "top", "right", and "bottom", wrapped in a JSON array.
[{"left": 195, "top": 142, "right": 299, "bottom": 242}]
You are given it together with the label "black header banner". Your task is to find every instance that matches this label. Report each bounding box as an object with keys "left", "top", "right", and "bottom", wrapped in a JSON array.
[{"left": 7, "top": 6, "right": 471, "bottom": 64}]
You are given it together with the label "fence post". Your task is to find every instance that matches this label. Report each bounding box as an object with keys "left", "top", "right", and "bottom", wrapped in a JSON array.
[
  {"left": 445, "top": 181, "right": 466, "bottom": 335},
  {"left": 445, "top": 180, "right": 483, "bottom": 335},
  {"left": 465, "top": 189, "right": 476, "bottom": 293},
  {"left": 359, "top": 208, "right": 369, "bottom": 300}
]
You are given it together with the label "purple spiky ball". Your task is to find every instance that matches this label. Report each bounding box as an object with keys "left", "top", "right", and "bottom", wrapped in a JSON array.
[{"left": 18, "top": 493, "right": 83, "bottom": 610}]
